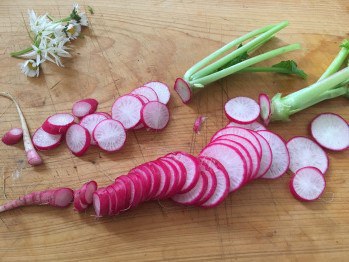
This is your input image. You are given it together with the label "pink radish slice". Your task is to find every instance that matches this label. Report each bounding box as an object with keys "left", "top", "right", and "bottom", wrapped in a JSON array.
[
  {"left": 93, "top": 119, "right": 126, "bottom": 152},
  {"left": 226, "top": 121, "right": 266, "bottom": 131},
  {"left": 79, "top": 181, "right": 98, "bottom": 205},
  {"left": 72, "top": 98, "right": 98, "bottom": 118},
  {"left": 42, "top": 113, "right": 75, "bottom": 135},
  {"left": 259, "top": 93, "right": 271, "bottom": 126},
  {"left": 310, "top": 113, "right": 349, "bottom": 151},
  {"left": 165, "top": 152, "right": 199, "bottom": 193},
  {"left": 174, "top": 78, "right": 192, "bottom": 103},
  {"left": 200, "top": 143, "right": 247, "bottom": 192},
  {"left": 73, "top": 191, "right": 88, "bottom": 212},
  {"left": 111, "top": 182, "right": 127, "bottom": 214},
  {"left": 93, "top": 189, "right": 109, "bottom": 217},
  {"left": 80, "top": 113, "right": 108, "bottom": 145},
  {"left": 198, "top": 157, "right": 230, "bottom": 208},
  {"left": 96, "top": 112, "right": 112, "bottom": 119},
  {"left": 129, "top": 95, "right": 148, "bottom": 130},
  {"left": 194, "top": 159, "right": 217, "bottom": 206},
  {"left": 131, "top": 169, "right": 152, "bottom": 202},
  {"left": 144, "top": 81, "right": 170, "bottom": 104},
  {"left": 224, "top": 97, "right": 260, "bottom": 124},
  {"left": 193, "top": 115, "right": 207, "bottom": 134},
  {"left": 289, "top": 167, "right": 326, "bottom": 202},
  {"left": 152, "top": 160, "right": 172, "bottom": 199},
  {"left": 145, "top": 162, "right": 162, "bottom": 199},
  {"left": 286, "top": 136, "right": 328, "bottom": 174},
  {"left": 66, "top": 124, "right": 91, "bottom": 156},
  {"left": 105, "top": 185, "right": 118, "bottom": 215},
  {"left": 161, "top": 157, "right": 186, "bottom": 194},
  {"left": 32, "top": 127, "right": 62, "bottom": 150},
  {"left": 158, "top": 159, "right": 180, "bottom": 198},
  {"left": 2, "top": 127, "right": 23, "bottom": 145},
  {"left": 257, "top": 130, "right": 289, "bottom": 179},
  {"left": 127, "top": 173, "right": 143, "bottom": 208},
  {"left": 116, "top": 175, "right": 133, "bottom": 210},
  {"left": 252, "top": 132, "right": 273, "bottom": 179},
  {"left": 133, "top": 122, "right": 145, "bottom": 130},
  {"left": 131, "top": 86, "right": 158, "bottom": 102},
  {"left": 111, "top": 95, "right": 143, "bottom": 129},
  {"left": 141, "top": 101, "right": 170, "bottom": 130},
  {"left": 131, "top": 94, "right": 149, "bottom": 104}
]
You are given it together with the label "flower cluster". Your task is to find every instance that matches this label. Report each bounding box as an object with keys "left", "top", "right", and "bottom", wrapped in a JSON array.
[{"left": 11, "top": 4, "right": 89, "bottom": 77}]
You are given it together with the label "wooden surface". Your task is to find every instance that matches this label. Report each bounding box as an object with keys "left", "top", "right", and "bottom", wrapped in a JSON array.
[{"left": 0, "top": 0, "right": 348, "bottom": 261}]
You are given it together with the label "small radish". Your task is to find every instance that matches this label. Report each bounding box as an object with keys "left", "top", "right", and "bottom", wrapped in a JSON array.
[
  {"left": 310, "top": 113, "right": 349, "bottom": 151},
  {"left": 72, "top": 98, "right": 98, "bottom": 118},
  {"left": 226, "top": 121, "right": 266, "bottom": 131},
  {"left": 131, "top": 86, "right": 158, "bottom": 102},
  {"left": 193, "top": 115, "right": 207, "bottom": 134},
  {"left": 289, "top": 167, "right": 326, "bottom": 202},
  {"left": 141, "top": 101, "right": 170, "bottom": 130},
  {"left": 80, "top": 113, "right": 108, "bottom": 145},
  {"left": 32, "top": 127, "right": 62, "bottom": 151},
  {"left": 286, "top": 136, "right": 328, "bottom": 174},
  {"left": 174, "top": 78, "right": 192, "bottom": 103},
  {"left": 2, "top": 127, "right": 23, "bottom": 145},
  {"left": 93, "top": 119, "right": 126, "bottom": 152},
  {"left": 66, "top": 124, "right": 91, "bottom": 156},
  {"left": 0, "top": 188, "right": 74, "bottom": 212},
  {"left": 111, "top": 95, "right": 143, "bottom": 129},
  {"left": 42, "top": 113, "right": 75, "bottom": 135},
  {"left": 224, "top": 97, "right": 260, "bottom": 124},
  {"left": 144, "top": 81, "right": 171, "bottom": 104},
  {"left": 259, "top": 93, "right": 271, "bottom": 125}
]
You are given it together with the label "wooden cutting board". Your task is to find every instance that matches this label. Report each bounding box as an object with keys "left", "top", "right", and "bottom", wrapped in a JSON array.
[{"left": 0, "top": 0, "right": 348, "bottom": 261}]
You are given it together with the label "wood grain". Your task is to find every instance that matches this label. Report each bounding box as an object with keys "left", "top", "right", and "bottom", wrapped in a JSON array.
[{"left": 0, "top": 0, "right": 348, "bottom": 261}]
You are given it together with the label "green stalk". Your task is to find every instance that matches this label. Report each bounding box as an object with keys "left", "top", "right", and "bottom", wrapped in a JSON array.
[
  {"left": 10, "top": 47, "right": 34, "bottom": 57},
  {"left": 240, "top": 66, "right": 294, "bottom": 74}
]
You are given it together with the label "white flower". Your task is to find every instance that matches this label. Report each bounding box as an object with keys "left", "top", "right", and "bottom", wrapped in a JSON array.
[
  {"left": 20, "top": 59, "right": 40, "bottom": 77},
  {"left": 65, "top": 20, "right": 81, "bottom": 40},
  {"left": 73, "top": 3, "right": 89, "bottom": 26},
  {"left": 46, "top": 36, "right": 71, "bottom": 67},
  {"left": 28, "top": 10, "right": 66, "bottom": 38}
]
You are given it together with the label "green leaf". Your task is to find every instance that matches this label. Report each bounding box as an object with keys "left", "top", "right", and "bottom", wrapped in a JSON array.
[
  {"left": 87, "top": 6, "right": 94, "bottom": 15},
  {"left": 340, "top": 39, "right": 349, "bottom": 50},
  {"left": 217, "top": 44, "right": 249, "bottom": 71},
  {"left": 271, "top": 60, "right": 307, "bottom": 79},
  {"left": 70, "top": 7, "right": 82, "bottom": 23}
]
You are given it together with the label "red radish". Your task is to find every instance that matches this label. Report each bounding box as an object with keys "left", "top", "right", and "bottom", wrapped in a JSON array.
[
  {"left": 72, "top": 98, "right": 98, "bottom": 118},
  {"left": 116, "top": 175, "right": 133, "bottom": 210},
  {"left": 224, "top": 97, "right": 260, "bottom": 124},
  {"left": 174, "top": 78, "right": 192, "bottom": 103},
  {"left": 2, "top": 127, "right": 23, "bottom": 145},
  {"left": 259, "top": 93, "right": 271, "bottom": 125},
  {"left": 158, "top": 159, "right": 180, "bottom": 198},
  {"left": 131, "top": 86, "right": 158, "bottom": 102},
  {"left": 252, "top": 132, "right": 273, "bottom": 179},
  {"left": 289, "top": 167, "right": 326, "bottom": 201},
  {"left": 66, "top": 124, "right": 91, "bottom": 156},
  {"left": 93, "top": 188, "right": 110, "bottom": 217},
  {"left": 0, "top": 92, "right": 42, "bottom": 166},
  {"left": 286, "top": 136, "right": 328, "bottom": 174},
  {"left": 141, "top": 101, "right": 170, "bottom": 130},
  {"left": 110, "top": 182, "right": 127, "bottom": 214},
  {"left": 80, "top": 113, "right": 108, "bottom": 145},
  {"left": 161, "top": 157, "right": 186, "bottom": 193},
  {"left": 129, "top": 169, "right": 151, "bottom": 202},
  {"left": 111, "top": 95, "right": 143, "bottom": 129},
  {"left": 32, "top": 127, "right": 62, "bottom": 151},
  {"left": 258, "top": 130, "right": 289, "bottom": 179},
  {"left": 195, "top": 160, "right": 217, "bottom": 206},
  {"left": 96, "top": 112, "right": 112, "bottom": 119},
  {"left": 73, "top": 190, "right": 88, "bottom": 212},
  {"left": 126, "top": 173, "right": 144, "bottom": 208},
  {"left": 79, "top": 181, "right": 98, "bottom": 205},
  {"left": 0, "top": 188, "right": 74, "bottom": 212},
  {"left": 226, "top": 121, "right": 266, "bottom": 131},
  {"left": 93, "top": 119, "right": 126, "bottom": 152},
  {"left": 151, "top": 160, "right": 171, "bottom": 199},
  {"left": 131, "top": 94, "right": 149, "bottom": 104},
  {"left": 310, "top": 113, "right": 349, "bottom": 151},
  {"left": 42, "top": 113, "right": 75, "bottom": 135},
  {"left": 144, "top": 81, "right": 171, "bottom": 104},
  {"left": 193, "top": 115, "right": 207, "bottom": 134}
]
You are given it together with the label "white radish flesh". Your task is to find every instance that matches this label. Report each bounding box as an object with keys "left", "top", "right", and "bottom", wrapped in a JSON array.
[
  {"left": 174, "top": 78, "right": 192, "bottom": 103},
  {"left": 141, "top": 101, "right": 169, "bottom": 130},
  {"left": 259, "top": 93, "right": 271, "bottom": 125},
  {"left": 111, "top": 95, "right": 143, "bottom": 129},
  {"left": 144, "top": 81, "right": 171, "bottom": 104},
  {"left": 252, "top": 132, "right": 273, "bottom": 179},
  {"left": 224, "top": 97, "right": 260, "bottom": 124},
  {"left": 42, "top": 113, "right": 75, "bottom": 134},
  {"left": 93, "top": 119, "right": 126, "bottom": 152},
  {"left": 72, "top": 98, "right": 98, "bottom": 118},
  {"left": 226, "top": 121, "right": 266, "bottom": 131},
  {"left": 32, "top": 127, "right": 62, "bottom": 151},
  {"left": 2, "top": 127, "right": 23, "bottom": 145},
  {"left": 79, "top": 181, "right": 98, "bottom": 205},
  {"left": 195, "top": 160, "right": 217, "bottom": 206},
  {"left": 131, "top": 86, "right": 158, "bottom": 102},
  {"left": 80, "top": 113, "right": 107, "bottom": 145},
  {"left": 66, "top": 124, "right": 91, "bottom": 156}
]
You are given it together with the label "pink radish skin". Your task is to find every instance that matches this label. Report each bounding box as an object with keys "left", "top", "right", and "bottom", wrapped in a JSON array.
[
  {"left": 32, "top": 127, "right": 63, "bottom": 151},
  {"left": 224, "top": 97, "right": 260, "bottom": 124},
  {"left": 80, "top": 113, "right": 108, "bottom": 145},
  {"left": 131, "top": 86, "right": 159, "bottom": 102},
  {"left": 226, "top": 121, "right": 266, "bottom": 131},
  {"left": 116, "top": 175, "right": 133, "bottom": 210},
  {"left": 252, "top": 132, "right": 273, "bottom": 179},
  {"left": 141, "top": 101, "right": 170, "bottom": 130},
  {"left": 96, "top": 112, "right": 112, "bottom": 119},
  {"left": 195, "top": 160, "right": 217, "bottom": 206},
  {"left": 93, "top": 188, "right": 110, "bottom": 217},
  {"left": 259, "top": 93, "right": 271, "bottom": 126},
  {"left": 174, "top": 78, "right": 192, "bottom": 103},
  {"left": 66, "top": 124, "right": 91, "bottom": 156},
  {"left": 193, "top": 116, "right": 207, "bottom": 134},
  {"left": 42, "top": 113, "right": 75, "bottom": 135},
  {"left": 127, "top": 173, "right": 143, "bottom": 208},
  {"left": 161, "top": 157, "right": 186, "bottom": 194},
  {"left": 151, "top": 160, "right": 172, "bottom": 199},
  {"left": 310, "top": 113, "right": 349, "bottom": 151},
  {"left": 111, "top": 95, "right": 143, "bottom": 129},
  {"left": 73, "top": 190, "right": 88, "bottom": 212},
  {"left": 92, "top": 119, "right": 126, "bottom": 152},
  {"left": 130, "top": 169, "right": 152, "bottom": 202},
  {"left": 144, "top": 162, "right": 162, "bottom": 200},
  {"left": 72, "top": 99, "right": 98, "bottom": 118},
  {"left": 79, "top": 181, "right": 98, "bottom": 205},
  {"left": 144, "top": 81, "right": 171, "bottom": 104},
  {"left": 2, "top": 127, "right": 23, "bottom": 145},
  {"left": 289, "top": 167, "right": 326, "bottom": 202},
  {"left": 158, "top": 159, "right": 180, "bottom": 198},
  {"left": 0, "top": 188, "right": 74, "bottom": 212}
]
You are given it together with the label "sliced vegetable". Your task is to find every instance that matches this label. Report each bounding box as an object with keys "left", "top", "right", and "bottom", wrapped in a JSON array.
[
  {"left": 144, "top": 81, "right": 171, "bottom": 104},
  {"left": 193, "top": 115, "right": 207, "bottom": 134},
  {"left": 131, "top": 86, "right": 158, "bottom": 102},
  {"left": 111, "top": 95, "right": 143, "bottom": 129},
  {"left": 72, "top": 98, "right": 98, "bottom": 118},
  {"left": 66, "top": 124, "right": 91, "bottom": 156},
  {"left": 42, "top": 113, "right": 75, "bottom": 135},
  {"left": 2, "top": 127, "right": 23, "bottom": 145},
  {"left": 32, "top": 127, "right": 63, "bottom": 151},
  {"left": 226, "top": 121, "right": 266, "bottom": 131},
  {"left": 80, "top": 113, "right": 108, "bottom": 145},
  {"left": 93, "top": 119, "right": 126, "bottom": 152},
  {"left": 224, "top": 97, "right": 260, "bottom": 124},
  {"left": 141, "top": 101, "right": 170, "bottom": 130}
]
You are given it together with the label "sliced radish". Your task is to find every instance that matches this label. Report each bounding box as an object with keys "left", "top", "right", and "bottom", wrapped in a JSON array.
[
  {"left": 32, "top": 127, "right": 62, "bottom": 150},
  {"left": 224, "top": 97, "right": 260, "bottom": 124},
  {"left": 158, "top": 159, "right": 180, "bottom": 198},
  {"left": 257, "top": 130, "right": 289, "bottom": 179},
  {"left": 144, "top": 81, "right": 170, "bottom": 104},
  {"left": 226, "top": 121, "right": 266, "bottom": 131},
  {"left": 66, "top": 124, "right": 91, "bottom": 156},
  {"left": 116, "top": 175, "right": 133, "bottom": 210},
  {"left": 152, "top": 160, "right": 171, "bottom": 199},
  {"left": 2, "top": 127, "right": 23, "bottom": 145},
  {"left": 193, "top": 115, "right": 207, "bottom": 134},
  {"left": 252, "top": 132, "right": 273, "bottom": 179},
  {"left": 42, "top": 113, "right": 75, "bottom": 135},
  {"left": 72, "top": 98, "right": 98, "bottom": 118},
  {"left": 131, "top": 86, "right": 158, "bottom": 102},
  {"left": 310, "top": 113, "right": 349, "bottom": 151},
  {"left": 286, "top": 136, "right": 328, "bottom": 174},
  {"left": 141, "top": 101, "right": 169, "bottom": 130},
  {"left": 174, "top": 78, "right": 192, "bottom": 103},
  {"left": 79, "top": 113, "right": 107, "bottom": 145},
  {"left": 161, "top": 157, "right": 186, "bottom": 193},
  {"left": 289, "top": 167, "right": 326, "bottom": 202},
  {"left": 92, "top": 119, "right": 126, "bottom": 152},
  {"left": 79, "top": 181, "right": 98, "bottom": 205},
  {"left": 96, "top": 112, "right": 111, "bottom": 119},
  {"left": 131, "top": 169, "right": 151, "bottom": 202},
  {"left": 111, "top": 95, "right": 143, "bottom": 129},
  {"left": 145, "top": 162, "right": 162, "bottom": 199},
  {"left": 133, "top": 122, "right": 145, "bottom": 130},
  {"left": 73, "top": 190, "right": 88, "bottom": 212},
  {"left": 111, "top": 181, "right": 127, "bottom": 214},
  {"left": 105, "top": 186, "right": 118, "bottom": 215},
  {"left": 195, "top": 159, "right": 217, "bottom": 206},
  {"left": 259, "top": 93, "right": 271, "bottom": 126},
  {"left": 93, "top": 188, "right": 109, "bottom": 217}
]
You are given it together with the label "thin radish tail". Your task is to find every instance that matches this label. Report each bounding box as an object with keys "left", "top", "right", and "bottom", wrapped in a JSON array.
[{"left": 0, "top": 198, "right": 26, "bottom": 213}]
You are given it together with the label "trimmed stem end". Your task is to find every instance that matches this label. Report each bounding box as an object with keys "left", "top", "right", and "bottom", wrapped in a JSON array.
[{"left": 27, "top": 149, "right": 43, "bottom": 166}]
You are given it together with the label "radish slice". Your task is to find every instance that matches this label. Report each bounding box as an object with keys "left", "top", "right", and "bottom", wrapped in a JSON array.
[
  {"left": 116, "top": 175, "right": 133, "bottom": 210},
  {"left": 96, "top": 112, "right": 112, "bottom": 119},
  {"left": 224, "top": 97, "right": 260, "bottom": 124},
  {"left": 195, "top": 159, "right": 217, "bottom": 206},
  {"left": 258, "top": 130, "right": 289, "bottom": 179},
  {"left": 141, "top": 101, "right": 169, "bottom": 130},
  {"left": 32, "top": 127, "right": 62, "bottom": 150},
  {"left": 72, "top": 98, "right": 98, "bottom": 118},
  {"left": 289, "top": 167, "right": 326, "bottom": 201},
  {"left": 80, "top": 113, "right": 107, "bottom": 145},
  {"left": 111, "top": 181, "right": 127, "bottom": 214},
  {"left": 79, "top": 181, "right": 98, "bottom": 205},
  {"left": 259, "top": 93, "right": 271, "bottom": 126},
  {"left": 144, "top": 81, "right": 171, "bottom": 104},
  {"left": 161, "top": 157, "right": 186, "bottom": 193},
  {"left": 174, "top": 78, "right": 192, "bottom": 103},
  {"left": 286, "top": 136, "right": 328, "bottom": 174},
  {"left": 93, "top": 189, "right": 109, "bottom": 217},
  {"left": 42, "top": 113, "right": 75, "bottom": 135},
  {"left": 226, "top": 121, "right": 266, "bottom": 131},
  {"left": 152, "top": 160, "right": 172, "bottom": 199},
  {"left": 111, "top": 95, "right": 143, "bottom": 129},
  {"left": 310, "top": 113, "right": 349, "bottom": 151},
  {"left": 131, "top": 86, "right": 158, "bottom": 102},
  {"left": 193, "top": 115, "right": 207, "bottom": 134},
  {"left": 2, "top": 127, "right": 23, "bottom": 145},
  {"left": 66, "top": 124, "right": 91, "bottom": 156},
  {"left": 158, "top": 159, "right": 180, "bottom": 198},
  {"left": 131, "top": 94, "right": 149, "bottom": 104},
  {"left": 253, "top": 132, "right": 273, "bottom": 179},
  {"left": 92, "top": 119, "right": 126, "bottom": 152},
  {"left": 73, "top": 190, "right": 88, "bottom": 212},
  {"left": 145, "top": 162, "right": 162, "bottom": 199}
]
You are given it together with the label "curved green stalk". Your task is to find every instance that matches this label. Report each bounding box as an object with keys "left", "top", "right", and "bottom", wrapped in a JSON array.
[{"left": 10, "top": 47, "right": 34, "bottom": 57}]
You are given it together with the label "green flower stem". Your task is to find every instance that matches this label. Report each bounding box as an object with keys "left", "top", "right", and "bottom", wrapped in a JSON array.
[
  {"left": 10, "top": 47, "right": 34, "bottom": 57},
  {"left": 53, "top": 17, "right": 71, "bottom": 23},
  {"left": 239, "top": 66, "right": 294, "bottom": 74}
]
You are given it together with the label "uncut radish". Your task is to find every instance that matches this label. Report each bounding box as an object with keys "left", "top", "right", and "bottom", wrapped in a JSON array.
[
  {"left": 2, "top": 127, "right": 23, "bottom": 145},
  {"left": 42, "top": 113, "right": 75, "bottom": 135},
  {"left": 0, "top": 188, "right": 74, "bottom": 212},
  {"left": 66, "top": 124, "right": 91, "bottom": 156},
  {"left": 111, "top": 95, "right": 143, "bottom": 129},
  {"left": 174, "top": 78, "right": 192, "bottom": 103},
  {"left": 259, "top": 93, "right": 271, "bottom": 125},
  {"left": 141, "top": 101, "right": 170, "bottom": 130},
  {"left": 193, "top": 115, "right": 207, "bottom": 134},
  {"left": 131, "top": 86, "right": 158, "bottom": 102},
  {"left": 32, "top": 127, "right": 62, "bottom": 150},
  {"left": 224, "top": 97, "right": 260, "bottom": 124},
  {"left": 93, "top": 119, "right": 126, "bottom": 152},
  {"left": 80, "top": 113, "right": 108, "bottom": 145},
  {"left": 144, "top": 81, "right": 171, "bottom": 104},
  {"left": 289, "top": 167, "right": 326, "bottom": 201},
  {"left": 72, "top": 98, "right": 98, "bottom": 118},
  {"left": 226, "top": 121, "right": 266, "bottom": 131},
  {"left": 310, "top": 113, "right": 349, "bottom": 151}
]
